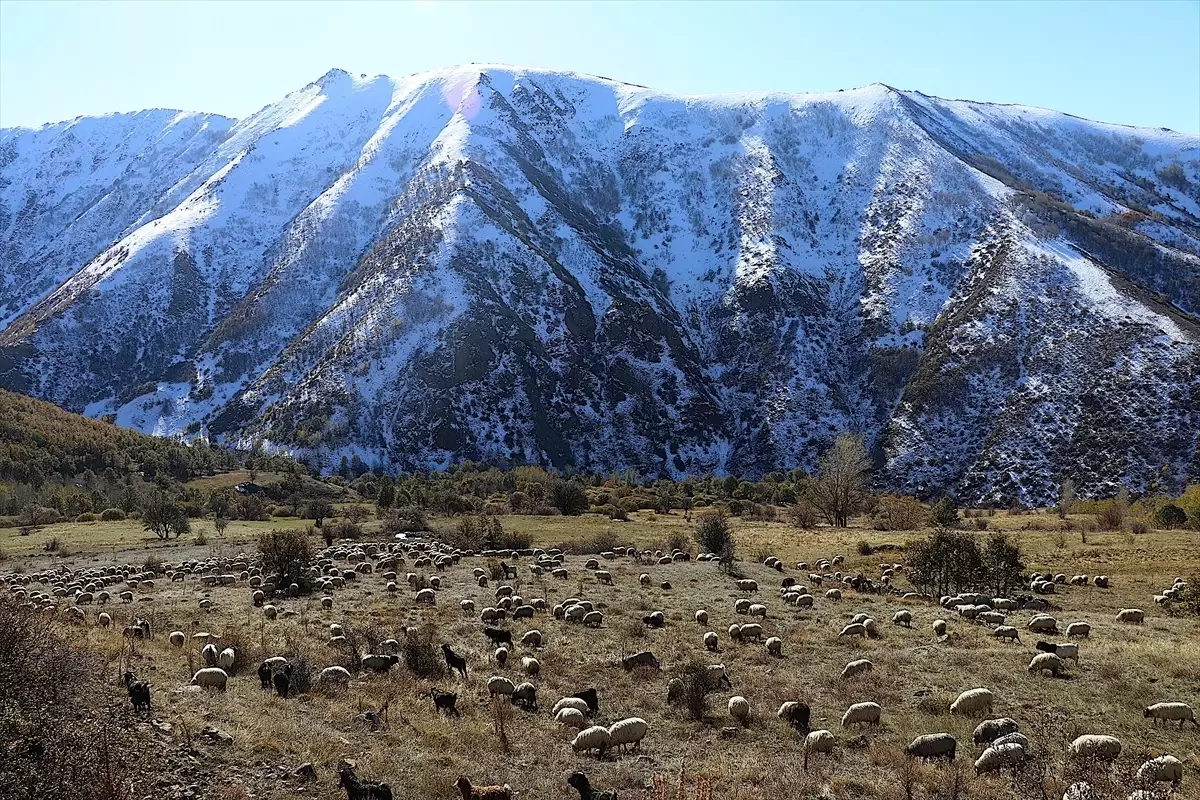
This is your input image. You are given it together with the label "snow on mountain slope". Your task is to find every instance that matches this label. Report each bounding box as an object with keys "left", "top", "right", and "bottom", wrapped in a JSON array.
[{"left": 1, "top": 66, "right": 1197, "bottom": 503}]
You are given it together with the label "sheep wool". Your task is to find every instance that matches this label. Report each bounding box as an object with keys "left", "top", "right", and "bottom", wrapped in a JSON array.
[
  {"left": 905, "top": 733, "right": 957, "bottom": 761},
  {"left": 1069, "top": 734, "right": 1122, "bottom": 762},
  {"left": 572, "top": 725, "right": 612, "bottom": 756},
  {"left": 1135, "top": 755, "right": 1183, "bottom": 785},
  {"left": 606, "top": 717, "right": 648, "bottom": 752},
  {"left": 556, "top": 707, "right": 588, "bottom": 729},
  {"left": 728, "top": 696, "right": 751, "bottom": 726},
  {"left": 765, "top": 637, "right": 783, "bottom": 657},
  {"left": 972, "top": 718, "right": 1019, "bottom": 745},
  {"left": 841, "top": 702, "right": 882, "bottom": 727},
  {"left": 950, "top": 688, "right": 994, "bottom": 716},
  {"left": 487, "top": 676, "right": 516, "bottom": 696},
  {"left": 217, "top": 647, "right": 236, "bottom": 670},
  {"left": 1027, "top": 652, "right": 1065, "bottom": 676},
  {"left": 1144, "top": 702, "right": 1198, "bottom": 727},
  {"left": 802, "top": 730, "right": 835, "bottom": 770},
  {"left": 974, "top": 742, "right": 1025, "bottom": 774},
  {"left": 191, "top": 667, "right": 229, "bottom": 691},
  {"left": 840, "top": 659, "right": 873, "bottom": 680}
]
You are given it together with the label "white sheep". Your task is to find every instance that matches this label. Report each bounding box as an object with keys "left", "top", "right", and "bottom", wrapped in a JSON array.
[
  {"left": 520, "top": 630, "right": 542, "bottom": 648},
  {"left": 521, "top": 656, "right": 540, "bottom": 676},
  {"left": 703, "top": 631, "right": 719, "bottom": 651},
  {"left": 695, "top": 610, "right": 709, "bottom": 625},
  {"left": 201, "top": 643, "right": 219, "bottom": 666},
  {"left": 1135, "top": 755, "right": 1183, "bottom": 785},
  {"left": 1069, "top": 734, "right": 1122, "bottom": 762},
  {"left": 734, "top": 599, "right": 752, "bottom": 615},
  {"left": 583, "top": 611, "right": 604, "bottom": 628},
  {"left": 1143, "top": 702, "right": 1198, "bottom": 728},
  {"left": 839, "top": 623, "right": 867, "bottom": 638},
  {"left": 1116, "top": 608, "right": 1145, "bottom": 624},
  {"left": 607, "top": 717, "right": 648, "bottom": 752},
  {"left": 217, "top": 647, "right": 236, "bottom": 670},
  {"left": 728, "top": 696, "right": 751, "bottom": 726},
  {"left": 974, "top": 742, "right": 1025, "bottom": 774},
  {"left": 736, "top": 579, "right": 758, "bottom": 592},
  {"left": 572, "top": 725, "right": 612, "bottom": 756},
  {"left": 950, "top": 688, "right": 994, "bottom": 716},
  {"left": 1066, "top": 621, "right": 1091, "bottom": 638},
  {"left": 487, "top": 675, "right": 516, "bottom": 696},
  {"left": 803, "top": 730, "right": 835, "bottom": 770},
  {"left": 905, "top": 733, "right": 957, "bottom": 761},
  {"left": 556, "top": 707, "right": 588, "bottom": 729},
  {"left": 415, "top": 588, "right": 436, "bottom": 605},
  {"left": 317, "top": 666, "right": 352, "bottom": 687},
  {"left": 841, "top": 701, "right": 881, "bottom": 727},
  {"left": 992, "top": 732, "right": 1030, "bottom": 749},
  {"left": 738, "top": 623, "right": 763, "bottom": 641},
  {"left": 191, "top": 667, "right": 229, "bottom": 691},
  {"left": 1028, "top": 652, "right": 1065, "bottom": 677},
  {"left": 892, "top": 610, "right": 912, "bottom": 627},
  {"left": 972, "top": 718, "right": 1019, "bottom": 745},
  {"left": 748, "top": 603, "right": 767, "bottom": 619},
  {"left": 460, "top": 599, "right": 475, "bottom": 614},
  {"left": 826, "top": 589, "right": 842, "bottom": 600},
  {"left": 932, "top": 619, "right": 948, "bottom": 637},
  {"left": 169, "top": 630, "right": 185, "bottom": 647},
  {"left": 992, "top": 625, "right": 1020, "bottom": 643},
  {"left": 553, "top": 697, "right": 590, "bottom": 716},
  {"left": 840, "top": 659, "right": 873, "bottom": 680},
  {"left": 765, "top": 636, "right": 783, "bottom": 657},
  {"left": 1027, "top": 614, "right": 1058, "bottom": 633}
]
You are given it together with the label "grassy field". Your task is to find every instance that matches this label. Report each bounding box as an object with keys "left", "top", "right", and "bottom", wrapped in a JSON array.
[{"left": 4, "top": 510, "right": 1199, "bottom": 800}]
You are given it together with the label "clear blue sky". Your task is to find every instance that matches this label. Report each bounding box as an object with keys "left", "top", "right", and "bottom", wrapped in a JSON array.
[{"left": 1, "top": 0, "right": 1197, "bottom": 133}]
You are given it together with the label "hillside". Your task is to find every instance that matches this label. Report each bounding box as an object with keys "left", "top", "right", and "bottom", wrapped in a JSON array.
[{"left": 2, "top": 67, "right": 1199, "bottom": 503}]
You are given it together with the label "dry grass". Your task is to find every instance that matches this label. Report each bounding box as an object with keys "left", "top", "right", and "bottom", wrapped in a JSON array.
[{"left": 7, "top": 510, "right": 1200, "bottom": 799}]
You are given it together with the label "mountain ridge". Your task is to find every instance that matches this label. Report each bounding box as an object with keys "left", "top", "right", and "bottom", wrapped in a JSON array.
[{"left": 2, "top": 65, "right": 1198, "bottom": 503}]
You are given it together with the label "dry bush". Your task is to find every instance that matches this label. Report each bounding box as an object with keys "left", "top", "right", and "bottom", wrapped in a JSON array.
[
  {"left": 1096, "top": 502, "right": 1125, "bottom": 531},
  {"left": 401, "top": 624, "right": 446, "bottom": 679},
  {"left": 554, "top": 529, "right": 630, "bottom": 555},
  {"left": 785, "top": 502, "right": 819, "bottom": 529},
  {"left": 0, "top": 598, "right": 148, "bottom": 800},
  {"left": 873, "top": 495, "right": 927, "bottom": 531}
]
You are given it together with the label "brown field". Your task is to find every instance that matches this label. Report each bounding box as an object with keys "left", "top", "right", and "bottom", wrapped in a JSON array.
[{"left": 4, "top": 510, "right": 1199, "bottom": 800}]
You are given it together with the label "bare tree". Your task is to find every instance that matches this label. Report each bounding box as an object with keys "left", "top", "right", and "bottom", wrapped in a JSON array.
[
  {"left": 1058, "top": 478, "right": 1076, "bottom": 519},
  {"left": 808, "top": 434, "right": 870, "bottom": 528}
]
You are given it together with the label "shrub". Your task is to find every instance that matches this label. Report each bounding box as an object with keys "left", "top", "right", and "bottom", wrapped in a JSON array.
[
  {"left": 74, "top": 512, "right": 97, "bottom": 523},
  {"left": 1096, "top": 502, "right": 1125, "bottom": 531},
  {"left": 554, "top": 529, "right": 629, "bottom": 555},
  {"left": 43, "top": 537, "right": 60, "bottom": 553},
  {"left": 785, "top": 502, "right": 818, "bottom": 529},
  {"left": 604, "top": 504, "right": 628, "bottom": 521},
  {"left": 382, "top": 506, "right": 428, "bottom": 535},
  {"left": 1130, "top": 521, "right": 1149, "bottom": 535},
  {"left": 930, "top": 497, "right": 960, "bottom": 528},
  {"left": 194, "top": 529, "right": 208, "bottom": 546},
  {"left": 1154, "top": 503, "right": 1187, "bottom": 529},
  {"left": 905, "top": 529, "right": 983, "bottom": 596},
  {"left": 674, "top": 660, "right": 714, "bottom": 721},
  {"left": 873, "top": 495, "right": 926, "bottom": 531},
  {"left": 141, "top": 491, "right": 190, "bottom": 540},
  {"left": 327, "top": 520, "right": 362, "bottom": 540},
  {"left": 857, "top": 540, "right": 873, "bottom": 556},
  {"left": 694, "top": 510, "right": 734, "bottom": 572},
  {"left": 401, "top": 625, "right": 446, "bottom": 679},
  {"left": 507, "top": 491, "right": 528, "bottom": 512},
  {"left": 258, "top": 529, "right": 313, "bottom": 591},
  {"left": 99, "top": 508, "right": 126, "bottom": 521},
  {"left": 548, "top": 479, "right": 590, "bottom": 516},
  {"left": 531, "top": 505, "right": 563, "bottom": 516},
  {"left": 742, "top": 503, "right": 777, "bottom": 522},
  {"left": 143, "top": 554, "right": 165, "bottom": 573},
  {"left": 664, "top": 531, "right": 692, "bottom": 557},
  {"left": 727, "top": 499, "right": 745, "bottom": 516}
]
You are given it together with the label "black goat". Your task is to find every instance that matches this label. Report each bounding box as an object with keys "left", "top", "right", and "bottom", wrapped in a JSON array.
[
  {"left": 273, "top": 665, "right": 291, "bottom": 698},
  {"left": 431, "top": 688, "right": 460, "bottom": 717},
  {"left": 1035, "top": 640, "right": 1057, "bottom": 654},
  {"left": 257, "top": 661, "right": 273, "bottom": 690},
  {"left": 338, "top": 764, "right": 393, "bottom": 800},
  {"left": 122, "top": 671, "right": 151, "bottom": 713},
  {"left": 498, "top": 561, "right": 517, "bottom": 579},
  {"left": 567, "top": 771, "right": 617, "bottom": 800},
  {"left": 483, "top": 627, "right": 512, "bottom": 646},
  {"left": 442, "top": 643, "right": 467, "bottom": 678},
  {"left": 569, "top": 687, "right": 599, "bottom": 714}
]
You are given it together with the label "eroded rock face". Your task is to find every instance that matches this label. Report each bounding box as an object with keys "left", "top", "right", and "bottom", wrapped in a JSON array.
[{"left": 3, "top": 66, "right": 1198, "bottom": 503}]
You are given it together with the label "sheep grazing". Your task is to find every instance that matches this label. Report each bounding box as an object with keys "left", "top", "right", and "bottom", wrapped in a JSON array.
[
  {"left": 494, "top": 647, "right": 509, "bottom": 666},
  {"left": 168, "top": 630, "right": 185, "bottom": 647},
  {"left": 777, "top": 701, "right": 811, "bottom": 732},
  {"left": 442, "top": 643, "right": 468, "bottom": 678},
  {"left": 642, "top": 611, "right": 666, "bottom": 628},
  {"left": 572, "top": 725, "right": 612, "bottom": 757},
  {"left": 567, "top": 771, "right": 617, "bottom": 800},
  {"left": 621, "top": 651, "right": 660, "bottom": 671},
  {"left": 1027, "top": 615, "right": 1058, "bottom": 633},
  {"left": 607, "top": 717, "right": 648, "bottom": 753},
  {"left": 1144, "top": 702, "right": 1198, "bottom": 728},
  {"left": 932, "top": 619, "right": 948, "bottom": 638},
  {"left": 841, "top": 701, "right": 882, "bottom": 728},
  {"left": 949, "top": 688, "right": 994, "bottom": 716},
  {"left": 339, "top": 764, "right": 394, "bottom": 800},
  {"left": 1066, "top": 621, "right": 1091, "bottom": 638},
  {"left": 839, "top": 623, "right": 867, "bottom": 639},
  {"left": 487, "top": 676, "right": 516, "bottom": 697},
  {"left": 803, "top": 730, "right": 835, "bottom": 770},
  {"left": 317, "top": 666, "right": 353, "bottom": 688},
  {"left": 728, "top": 696, "right": 751, "bottom": 726},
  {"left": 1027, "top": 652, "right": 1065, "bottom": 677},
  {"left": 431, "top": 688, "right": 459, "bottom": 717},
  {"left": 1068, "top": 734, "right": 1122, "bottom": 762},
  {"left": 695, "top": 610, "right": 709, "bottom": 625},
  {"left": 840, "top": 659, "right": 873, "bottom": 680},
  {"left": 191, "top": 667, "right": 229, "bottom": 692},
  {"left": 1135, "top": 755, "right": 1183, "bottom": 786},
  {"left": 122, "top": 672, "right": 150, "bottom": 713},
  {"left": 974, "top": 742, "right": 1025, "bottom": 774},
  {"left": 557, "top": 707, "right": 588, "bottom": 729},
  {"left": 1116, "top": 608, "right": 1145, "bottom": 624},
  {"left": 273, "top": 666, "right": 291, "bottom": 698},
  {"left": 905, "top": 733, "right": 957, "bottom": 761},
  {"left": 510, "top": 682, "right": 538, "bottom": 711},
  {"left": 991, "top": 625, "right": 1020, "bottom": 643},
  {"left": 583, "top": 611, "right": 604, "bottom": 628},
  {"left": 361, "top": 654, "right": 400, "bottom": 673},
  {"left": 972, "top": 718, "right": 1019, "bottom": 745},
  {"left": 455, "top": 777, "right": 511, "bottom": 800},
  {"left": 765, "top": 637, "right": 783, "bottom": 657},
  {"left": 737, "top": 623, "right": 763, "bottom": 642},
  {"left": 570, "top": 688, "right": 600, "bottom": 715},
  {"left": 201, "top": 643, "right": 219, "bottom": 666},
  {"left": 703, "top": 631, "right": 719, "bottom": 652},
  {"left": 519, "top": 630, "right": 542, "bottom": 648},
  {"left": 554, "top": 697, "right": 590, "bottom": 716},
  {"left": 892, "top": 610, "right": 912, "bottom": 627}
]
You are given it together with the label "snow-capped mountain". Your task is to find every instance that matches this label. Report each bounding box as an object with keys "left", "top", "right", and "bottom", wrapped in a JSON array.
[{"left": 2, "top": 66, "right": 1198, "bottom": 503}]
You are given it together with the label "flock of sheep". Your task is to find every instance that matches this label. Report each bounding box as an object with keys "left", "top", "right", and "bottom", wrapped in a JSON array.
[{"left": 3, "top": 536, "right": 1195, "bottom": 799}]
